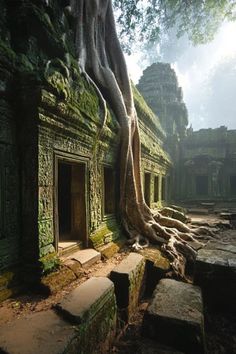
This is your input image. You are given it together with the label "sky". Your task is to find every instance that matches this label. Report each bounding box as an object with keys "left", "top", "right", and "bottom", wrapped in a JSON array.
[{"left": 125, "top": 21, "right": 236, "bottom": 131}]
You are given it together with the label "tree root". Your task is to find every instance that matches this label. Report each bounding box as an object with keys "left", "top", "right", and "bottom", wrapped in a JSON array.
[{"left": 72, "top": 0, "right": 223, "bottom": 279}]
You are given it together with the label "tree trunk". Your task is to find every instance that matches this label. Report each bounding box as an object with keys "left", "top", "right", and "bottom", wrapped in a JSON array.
[{"left": 70, "top": 0, "right": 211, "bottom": 278}]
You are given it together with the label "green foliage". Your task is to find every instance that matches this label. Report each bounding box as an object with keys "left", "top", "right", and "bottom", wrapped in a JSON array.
[{"left": 114, "top": 0, "right": 236, "bottom": 53}]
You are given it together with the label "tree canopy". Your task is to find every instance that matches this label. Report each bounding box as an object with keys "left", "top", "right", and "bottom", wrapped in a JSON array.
[{"left": 113, "top": 0, "right": 236, "bottom": 53}]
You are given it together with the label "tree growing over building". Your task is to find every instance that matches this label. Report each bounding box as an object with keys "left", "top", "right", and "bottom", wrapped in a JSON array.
[{"left": 67, "top": 0, "right": 235, "bottom": 278}]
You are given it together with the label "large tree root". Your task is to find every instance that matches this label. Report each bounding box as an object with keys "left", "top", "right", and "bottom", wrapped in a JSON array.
[{"left": 70, "top": 0, "right": 219, "bottom": 279}]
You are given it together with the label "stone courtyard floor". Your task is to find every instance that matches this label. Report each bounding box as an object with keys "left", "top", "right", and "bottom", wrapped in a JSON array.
[{"left": 0, "top": 213, "right": 235, "bottom": 353}]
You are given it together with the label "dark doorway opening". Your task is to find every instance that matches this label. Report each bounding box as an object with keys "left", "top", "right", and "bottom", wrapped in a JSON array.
[
  {"left": 154, "top": 176, "right": 159, "bottom": 202},
  {"left": 144, "top": 173, "right": 151, "bottom": 207},
  {"left": 104, "top": 166, "right": 115, "bottom": 215},
  {"left": 230, "top": 175, "right": 236, "bottom": 195},
  {"left": 196, "top": 175, "right": 208, "bottom": 196},
  {"left": 57, "top": 160, "right": 87, "bottom": 247},
  {"left": 162, "top": 177, "right": 166, "bottom": 201}
]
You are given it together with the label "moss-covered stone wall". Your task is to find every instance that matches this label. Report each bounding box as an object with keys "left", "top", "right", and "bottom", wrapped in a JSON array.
[{"left": 0, "top": 0, "right": 171, "bottom": 298}]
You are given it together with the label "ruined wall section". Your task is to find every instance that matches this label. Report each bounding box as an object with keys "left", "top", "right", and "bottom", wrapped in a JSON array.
[
  {"left": 133, "top": 85, "right": 172, "bottom": 209},
  {"left": 179, "top": 127, "right": 236, "bottom": 202}
]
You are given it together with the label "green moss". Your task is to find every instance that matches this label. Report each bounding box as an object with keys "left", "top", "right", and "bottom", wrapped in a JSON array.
[
  {"left": 39, "top": 252, "right": 60, "bottom": 274},
  {"left": 90, "top": 220, "right": 121, "bottom": 249}
]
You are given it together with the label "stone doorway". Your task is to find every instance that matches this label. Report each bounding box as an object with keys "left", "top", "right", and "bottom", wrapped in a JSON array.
[
  {"left": 196, "top": 175, "right": 208, "bottom": 196},
  {"left": 56, "top": 158, "right": 88, "bottom": 252}
]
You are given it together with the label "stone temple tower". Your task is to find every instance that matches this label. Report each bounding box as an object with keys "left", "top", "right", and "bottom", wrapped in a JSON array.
[{"left": 137, "top": 62, "right": 188, "bottom": 138}]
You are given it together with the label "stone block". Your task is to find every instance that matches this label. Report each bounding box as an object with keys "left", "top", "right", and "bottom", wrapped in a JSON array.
[
  {"left": 138, "top": 246, "right": 170, "bottom": 296},
  {"left": 0, "top": 310, "right": 78, "bottom": 354},
  {"left": 56, "top": 277, "right": 117, "bottom": 353},
  {"left": 70, "top": 248, "right": 101, "bottom": 268},
  {"left": 194, "top": 243, "right": 236, "bottom": 310},
  {"left": 142, "top": 279, "right": 205, "bottom": 354},
  {"left": 110, "top": 252, "right": 146, "bottom": 321}
]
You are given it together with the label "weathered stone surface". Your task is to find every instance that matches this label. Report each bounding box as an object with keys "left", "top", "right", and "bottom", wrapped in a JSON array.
[
  {"left": 142, "top": 279, "right": 205, "bottom": 354},
  {"left": 138, "top": 246, "right": 170, "bottom": 296},
  {"left": 98, "top": 241, "right": 123, "bottom": 259},
  {"left": 70, "top": 249, "right": 101, "bottom": 268},
  {"left": 194, "top": 242, "right": 236, "bottom": 309},
  {"left": 56, "top": 277, "right": 115, "bottom": 323},
  {"left": 41, "top": 266, "right": 77, "bottom": 294},
  {"left": 110, "top": 252, "right": 146, "bottom": 321},
  {"left": 0, "top": 310, "right": 77, "bottom": 354},
  {"left": 56, "top": 277, "right": 117, "bottom": 353}
]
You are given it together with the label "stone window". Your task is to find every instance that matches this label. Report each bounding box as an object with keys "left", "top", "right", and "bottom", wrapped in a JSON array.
[
  {"left": 161, "top": 177, "right": 166, "bottom": 201},
  {"left": 57, "top": 160, "right": 87, "bottom": 246},
  {"left": 154, "top": 176, "right": 159, "bottom": 202},
  {"left": 230, "top": 175, "right": 236, "bottom": 195},
  {"left": 103, "top": 166, "right": 115, "bottom": 215},
  {"left": 144, "top": 172, "right": 151, "bottom": 207},
  {"left": 195, "top": 175, "right": 208, "bottom": 196}
]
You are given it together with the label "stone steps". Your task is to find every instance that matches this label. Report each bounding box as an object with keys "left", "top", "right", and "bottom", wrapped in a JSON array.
[{"left": 0, "top": 277, "right": 116, "bottom": 354}]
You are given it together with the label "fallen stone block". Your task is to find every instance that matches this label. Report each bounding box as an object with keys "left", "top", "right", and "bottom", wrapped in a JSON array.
[
  {"left": 142, "top": 279, "right": 205, "bottom": 354},
  {"left": 0, "top": 310, "right": 78, "bottom": 354},
  {"left": 56, "top": 276, "right": 116, "bottom": 353},
  {"left": 110, "top": 252, "right": 145, "bottom": 322},
  {"left": 194, "top": 243, "right": 236, "bottom": 310}
]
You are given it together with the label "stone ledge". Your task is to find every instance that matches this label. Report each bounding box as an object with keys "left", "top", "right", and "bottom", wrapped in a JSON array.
[{"left": 142, "top": 279, "right": 205, "bottom": 354}]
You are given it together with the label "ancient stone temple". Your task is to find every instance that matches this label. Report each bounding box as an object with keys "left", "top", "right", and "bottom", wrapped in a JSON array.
[
  {"left": 0, "top": 1, "right": 171, "bottom": 301},
  {"left": 138, "top": 62, "right": 236, "bottom": 205},
  {"left": 137, "top": 62, "right": 188, "bottom": 137}
]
